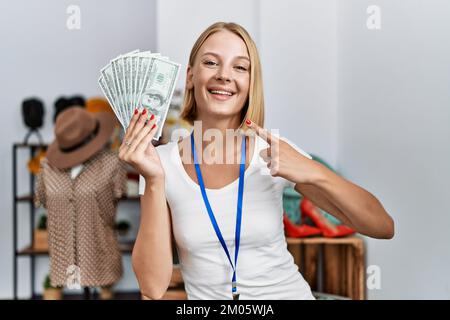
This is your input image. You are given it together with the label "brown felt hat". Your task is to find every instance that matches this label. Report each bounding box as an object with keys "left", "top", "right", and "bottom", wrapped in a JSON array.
[{"left": 46, "top": 107, "right": 114, "bottom": 169}]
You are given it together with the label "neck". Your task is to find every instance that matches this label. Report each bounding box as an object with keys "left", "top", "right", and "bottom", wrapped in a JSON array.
[
  {"left": 191, "top": 113, "right": 246, "bottom": 165},
  {"left": 194, "top": 114, "right": 241, "bottom": 146},
  {"left": 195, "top": 113, "right": 242, "bottom": 140}
]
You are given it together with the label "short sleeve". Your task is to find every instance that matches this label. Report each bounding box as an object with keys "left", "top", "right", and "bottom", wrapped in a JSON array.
[
  {"left": 279, "top": 136, "right": 312, "bottom": 160},
  {"left": 279, "top": 136, "right": 312, "bottom": 189},
  {"left": 34, "top": 160, "right": 47, "bottom": 208},
  {"left": 113, "top": 160, "right": 128, "bottom": 199}
]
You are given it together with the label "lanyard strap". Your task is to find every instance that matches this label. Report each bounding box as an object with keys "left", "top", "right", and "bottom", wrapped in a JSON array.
[{"left": 191, "top": 132, "right": 246, "bottom": 298}]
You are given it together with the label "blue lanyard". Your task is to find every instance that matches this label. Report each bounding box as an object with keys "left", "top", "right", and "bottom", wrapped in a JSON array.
[{"left": 191, "top": 132, "right": 246, "bottom": 300}]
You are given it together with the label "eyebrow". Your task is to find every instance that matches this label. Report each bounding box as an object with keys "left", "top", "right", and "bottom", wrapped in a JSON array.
[{"left": 201, "top": 52, "right": 250, "bottom": 62}]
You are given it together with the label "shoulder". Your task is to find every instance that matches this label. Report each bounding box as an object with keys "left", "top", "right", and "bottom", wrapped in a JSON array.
[
  {"left": 97, "top": 148, "right": 120, "bottom": 164},
  {"left": 252, "top": 134, "right": 311, "bottom": 189},
  {"left": 40, "top": 157, "right": 49, "bottom": 167},
  {"left": 95, "top": 147, "right": 115, "bottom": 159},
  {"left": 278, "top": 136, "right": 312, "bottom": 160},
  {"left": 37, "top": 157, "right": 49, "bottom": 177},
  {"left": 253, "top": 133, "right": 311, "bottom": 159},
  {"left": 92, "top": 148, "right": 127, "bottom": 174},
  {"left": 39, "top": 157, "right": 57, "bottom": 173}
]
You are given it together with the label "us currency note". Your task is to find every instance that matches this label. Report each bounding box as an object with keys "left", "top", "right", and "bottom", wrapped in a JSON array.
[
  {"left": 123, "top": 55, "right": 132, "bottom": 120},
  {"left": 98, "top": 75, "right": 124, "bottom": 128},
  {"left": 123, "top": 50, "right": 140, "bottom": 121},
  {"left": 111, "top": 57, "right": 127, "bottom": 124},
  {"left": 110, "top": 50, "right": 138, "bottom": 126},
  {"left": 138, "top": 56, "right": 180, "bottom": 140},
  {"left": 100, "top": 63, "right": 125, "bottom": 124},
  {"left": 134, "top": 52, "right": 160, "bottom": 110},
  {"left": 131, "top": 54, "right": 139, "bottom": 111},
  {"left": 99, "top": 50, "right": 180, "bottom": 138}
]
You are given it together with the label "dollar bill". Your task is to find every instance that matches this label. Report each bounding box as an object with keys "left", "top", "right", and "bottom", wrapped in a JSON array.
[
  {"left": 138, "top": 56, "right": 180, "bottom": 140},
  {"left": 109, "top": 50, "right": 138, "bottom": 125},
  {"left": 123, "top": 55, "right": 132, "bottom": 120},
  {"left": 99, "top": 50, "right": 180, "bottom": 138},
  {"left": 100, "top": 63, "right": 124, "bottom": 123},
  {"left": 130, "top": 54, "right": 139, "bottom": 111},
  {"left": 111, "top": 57, "right": 127, "bottom": 122},
  {"left": 134, "top": 52, "right": 159, "bottom": 110},
  {"left": 98, "top": 75, "right": 124, "bottom": 128},
  {"left": 122, "top": 50, "right": 140, "bottom": 121}
]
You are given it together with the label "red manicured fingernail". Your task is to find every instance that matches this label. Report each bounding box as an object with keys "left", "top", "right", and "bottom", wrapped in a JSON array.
[
  {"left": 245, "top": 119, "right": 252, "bottom": 125},
  {"left": 134, "top": 108, "right": 138, "bottom": 115},
  {"left": 142, "top": 109, "right": 147, "bottom": 115},
  {"left": 151, "top": 124, "right": 156, "bottom": 130},
  {"left": 150, "top": 114, "right": 155, "bottom": 120}
]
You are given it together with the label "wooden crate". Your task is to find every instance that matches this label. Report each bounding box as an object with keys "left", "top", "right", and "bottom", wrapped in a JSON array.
[{"left": 287, "top": 236, "right": 365, "bottom": 300}]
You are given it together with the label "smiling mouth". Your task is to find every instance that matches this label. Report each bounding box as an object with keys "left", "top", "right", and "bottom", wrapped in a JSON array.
[{"left": 207, "top": 89, "right": 235, "bottom": 96}]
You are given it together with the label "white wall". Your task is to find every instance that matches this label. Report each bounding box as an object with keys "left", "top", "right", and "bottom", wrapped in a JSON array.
[
  {"left": 260, "top": 0, "right": 338, "bottom": 167},
  {"left": 337, "top": 0, "right": 450, "bottom": 299},
  {"left": 0, "top": 0, "right": 157, "bottom": 298}
]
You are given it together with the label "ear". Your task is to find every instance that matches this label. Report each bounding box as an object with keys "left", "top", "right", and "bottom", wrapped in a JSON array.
[{"left": 186, "top": 66, "right": 194, "bottom": 90}]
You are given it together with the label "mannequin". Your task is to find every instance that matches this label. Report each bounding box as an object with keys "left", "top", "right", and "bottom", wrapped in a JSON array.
[{"left": 35, "top": 107, "right": 126, "bottom": 299}]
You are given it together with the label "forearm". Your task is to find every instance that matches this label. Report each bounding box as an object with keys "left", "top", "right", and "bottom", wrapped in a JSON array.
[
  {"left": 307, "top": 163, "right": 394, "bottom": 239},
  {"left": 132, "top": 178, "right": 173, "bottom": 299}
]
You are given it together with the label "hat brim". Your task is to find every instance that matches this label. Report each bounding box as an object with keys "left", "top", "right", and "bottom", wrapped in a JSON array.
[{"left": 46, "top": 112, "right": 115, "bottom": 169}]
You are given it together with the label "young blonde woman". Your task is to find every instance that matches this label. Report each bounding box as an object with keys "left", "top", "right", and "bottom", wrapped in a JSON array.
[{"left": 119, "top": 22, "right": 394, "bottom": 300}]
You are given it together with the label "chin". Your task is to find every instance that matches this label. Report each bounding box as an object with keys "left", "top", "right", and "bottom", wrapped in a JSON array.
[
  {"left": 196, "top": 95, "right": 246, "bottom": 120},
  {"left": 207, "top": 103, "right": 241, "bottom": 116}
]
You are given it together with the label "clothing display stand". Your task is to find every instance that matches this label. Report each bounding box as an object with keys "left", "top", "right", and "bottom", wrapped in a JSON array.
[
  {"left": 12, "top": 143, "right": 42, "bottom": 299},
  {"left": 11, "top": 142, "right": 140, "bottom": 300}
]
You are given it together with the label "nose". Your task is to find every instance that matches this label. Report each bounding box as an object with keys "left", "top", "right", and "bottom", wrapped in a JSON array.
[{"left": 215, "top": 66, "right": 232, "bottom": 82}]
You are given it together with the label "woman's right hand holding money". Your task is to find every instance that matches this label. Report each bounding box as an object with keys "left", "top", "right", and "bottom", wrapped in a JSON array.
[{"left": 119, "top": 108, "right": 165, "bottom": 182}]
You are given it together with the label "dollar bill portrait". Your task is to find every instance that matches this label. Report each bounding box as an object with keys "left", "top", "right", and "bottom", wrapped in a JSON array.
[{"left": 141, "top": 89, "right": 166, "bottom": 118}]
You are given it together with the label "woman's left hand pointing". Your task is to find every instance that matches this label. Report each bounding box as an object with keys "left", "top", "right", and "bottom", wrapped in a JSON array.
[{"left": 245, "top": 119, "right": 323, "bottom": 185}]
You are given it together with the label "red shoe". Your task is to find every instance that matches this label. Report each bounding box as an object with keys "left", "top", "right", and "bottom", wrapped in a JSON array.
[
  {"left": 300, "top": 198, "right": 355, "bottom": 238},
  {"left": 283, "top": 213, "right": 322, "bottom": 238}
]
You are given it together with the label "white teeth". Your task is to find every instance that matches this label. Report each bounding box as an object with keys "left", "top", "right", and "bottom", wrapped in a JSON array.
[{"left": 209, "top": 90, "right": 233, "bottom": 96}]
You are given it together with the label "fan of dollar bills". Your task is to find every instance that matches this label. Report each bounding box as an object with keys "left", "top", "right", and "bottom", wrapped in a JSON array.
[{"left": 98, "top": 50, "right": 180, "bottom": 140}]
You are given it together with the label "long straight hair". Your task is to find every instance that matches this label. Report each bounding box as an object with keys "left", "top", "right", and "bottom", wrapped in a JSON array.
[{"left": 179, "top": 22, "right": 265, "bottom": 131}]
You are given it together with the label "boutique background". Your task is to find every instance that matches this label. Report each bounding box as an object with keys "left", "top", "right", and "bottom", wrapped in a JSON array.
[{"left": 0, "top": 0, "right": 449, "bottom": 299}]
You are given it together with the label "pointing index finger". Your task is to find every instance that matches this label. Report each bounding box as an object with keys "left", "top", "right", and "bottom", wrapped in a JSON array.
[{"left": 245, "top": 119, "right": 278, "bottom": 145}]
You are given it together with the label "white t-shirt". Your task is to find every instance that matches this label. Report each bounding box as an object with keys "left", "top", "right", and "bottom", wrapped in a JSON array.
[{"left": 139, "top": 133, "right": 315, "bottom": 300}]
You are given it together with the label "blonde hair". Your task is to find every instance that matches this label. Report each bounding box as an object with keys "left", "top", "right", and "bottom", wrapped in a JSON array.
[{"left": 179, "top": 22, "right": 265, "bottom": 130}]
